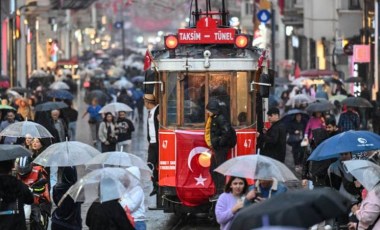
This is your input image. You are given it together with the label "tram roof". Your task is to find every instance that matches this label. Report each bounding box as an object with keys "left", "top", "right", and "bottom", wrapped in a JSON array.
[{"left": 151, "top": 45, "right": 262, "bottom": 71}]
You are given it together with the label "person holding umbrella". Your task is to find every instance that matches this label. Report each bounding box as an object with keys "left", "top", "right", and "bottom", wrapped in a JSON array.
[
  {"left": 338, "top": 106, "right": 360, "bottom": 132},
  {"left": 0, "top": 110, "right": 19, "bottom": 144},
  {"left": 115, "top": 111, "right": 135, "bottom": 152},
  {"left": 82, "top": 98, "right": 102, "bottom": 146},
  {"left": 98, "top": 112, "right": 117, "bottom": 152}
]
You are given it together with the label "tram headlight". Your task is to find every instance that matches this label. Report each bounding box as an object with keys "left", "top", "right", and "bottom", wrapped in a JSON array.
[
  {"left": 198, "top": 152, "right": 211, "bottom": 168},
  {"left": 164, "top": 35, "right": 179, "bottom": 50},
  {"left": 234, "top": 35, "right": 250, "bottom": 49}
]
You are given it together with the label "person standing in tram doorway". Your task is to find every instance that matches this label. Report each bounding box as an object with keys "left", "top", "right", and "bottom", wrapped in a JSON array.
[
  {"left": 144, "top": 94, "right": 159, "bottom": 197},
  {"left": 205, "top": 98, "right": 235, "bottom": 199}
]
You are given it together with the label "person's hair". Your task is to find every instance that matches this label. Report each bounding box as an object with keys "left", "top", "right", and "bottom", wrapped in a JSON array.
[
  {"left": 103, "top": 112, "right": 114, "bottom": 123},
  {"left": 224, "top": 176, "right": 248, "bottom": 193},
  {"left": 0, "top": 160, "right": 23, "bottom": 203},
  {"left": 0, "top": 159, "right": 14, "bottom": 174}
]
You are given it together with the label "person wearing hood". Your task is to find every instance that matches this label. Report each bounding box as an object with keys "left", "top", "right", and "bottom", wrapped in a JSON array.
[{"left": 205, "top": 98, "right": 234, "bottom": 197}]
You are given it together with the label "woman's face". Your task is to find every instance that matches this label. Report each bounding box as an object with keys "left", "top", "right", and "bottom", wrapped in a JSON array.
[
  {"left": 230, "top": 178, "right": 245, "bottom": 196},
  {"left": 32, "top": 138, "right": 42, "bottom": 150},
  {"left": 315, "top": 112, "right": 322, "bottom": 118},
  {"left": 106, "top": 114, "right": 113, "bottom": 122},
  {"left": 295, "top": 114, "right": 302, "bottom": 122},
  {"left": 25, "top": 135, "right": 33, "bottom": 146}
]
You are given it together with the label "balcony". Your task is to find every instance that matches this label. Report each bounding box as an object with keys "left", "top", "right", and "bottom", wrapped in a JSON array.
[{"left": 50, "top": 0, "right": 96, "bottom": 10}]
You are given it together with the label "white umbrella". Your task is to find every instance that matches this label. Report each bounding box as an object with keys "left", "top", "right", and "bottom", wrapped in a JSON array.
[
  {"left": 112, "top": 77, "right": 134, "bottom": 89},
  {"left": 62, "top": 167, "right": 140, "bottom": 204},
  {"left": 33, "top": 141, "right": 101, "bottom": 167},
  {"left": 86, "top": 151, "right": 152, "bottom": 181},
  {"left": 343, "top": 160, "right": 380, "bottom": 191},
  {"left": 0, "top": 121, "right": 53, "bottom": 138},
  {"left": 286, "top": 94, "right": 315, "bottom": 107},
  {"left": 98, "top": 102, "right": 133, "bottom": 113},
  {"left": 49, "top": 81, "right": 70, "bottom": 90},
  {"left": 214, "top": 155, "right": 298, "bottom": 182}
]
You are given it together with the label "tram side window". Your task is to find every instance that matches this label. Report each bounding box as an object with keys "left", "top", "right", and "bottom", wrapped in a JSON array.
[
  {"left": 184, "top": 74, "right": 206, "bottom": 125},
  {"left": 167, "top": 72, "right": 177, "bottom": 126},
  {"left": 236, "top": 72, "right": 249, "bottom": 126},
  {"left": 209, "top": 74, "right": 231, "bottom": 122}
]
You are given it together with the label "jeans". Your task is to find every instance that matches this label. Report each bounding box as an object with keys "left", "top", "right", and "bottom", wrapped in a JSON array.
[
  {"left": 134, "top": 221, "right": 146, "bottom": 230},
  {"left": 68, "top": 121, "right": 77, "bottom": 141},
  {"left": 89, "top": 121, "right": 100, "bottom": 142}
]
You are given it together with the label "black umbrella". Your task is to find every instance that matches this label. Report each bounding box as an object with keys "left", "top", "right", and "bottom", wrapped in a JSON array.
[
  {"left": 0, "top": 145, "right": 32, "bottom": 161},
  {"left": 345, "top": 77, "right": 362, "bottom": 83},
  {"left": 279, "top": 109, "right": 309, "bottom": 127},
  {"left": 230, "top": 188, "right": 351, "bottom": 229},
  {"left": 34, "top": 101, "right": 68, "bottom": 112},
  {"left": 9, "top": 87, "right": 31, "bottom": 94},
  {"left": 85, "top": 90, "right": 109, "bottom": 105},
  {"left": 341, "top": 97, "right": 373, "bottom": 108},
  {"left": 305, "top": 101, "right": 335, "bottom": 112}
]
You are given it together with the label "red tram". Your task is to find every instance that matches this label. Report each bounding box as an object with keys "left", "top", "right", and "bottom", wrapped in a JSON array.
[{"left": 144, "top": 0, "right": 272, "bottom": 215}]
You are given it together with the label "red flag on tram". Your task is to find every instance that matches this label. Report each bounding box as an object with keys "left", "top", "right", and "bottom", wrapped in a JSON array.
[
  {"left": 294, "top": 62, "right": 301, "bottom": 78},
  {"left": 175, "top": 131, "right": 215, "bottom": 207},
  {"left": 143, "top": 50, "right": 152, "bottom": 71}
]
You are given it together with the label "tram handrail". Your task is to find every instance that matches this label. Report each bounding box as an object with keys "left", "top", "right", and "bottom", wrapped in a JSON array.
[
  {"left": 250, "top": 81, "right": 271, "bottom": 92},
  {"left": 143, "top": 81, "right": 164, "bottom": 92}
]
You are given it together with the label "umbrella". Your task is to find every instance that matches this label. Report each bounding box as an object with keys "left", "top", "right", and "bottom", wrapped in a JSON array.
[
  {"left": 62, "top": 167, "right": 140, "bottom": 204},
  {"left": 0, "top": 121, "right": 53, "bottom": 138},
  {"left": 49, "top": 81, "right": 70, "bottom": 90},
  {"left": 341, "top": 97, "right": 373, "bottom": 108},
  {"left": 85, "top": 151, "right": 152, "bottom": 181},
  {"left": 34, "top": 101, "right": 68, "bottom": 112},
  {"left": 0, "top": 145, "right": 32, "bottom": 161},
  {"left": 279, "top": 109, "right": 309, "bottom": 127},
  {"left": 30, "top": 70, "right": 48, "bottom": 78},
  {"left": 286, "top": 94, "right": 314, "bottom": 107},
  {"left": 9, "top": 87, "right": 31, "bottom": 94},
  {"left": 345, "top": 77, "right": 362, "bottom": 83},
  {"left": 131, "top": 76, "right": 145, "bottom": 83},
  {"left": 329, "top": 95, "right": 347, "bottom": 103},
  {"left": 300, "top": 69, "right": 337, "bottom": 77},
  {"left": 47, "top": 90, "right": 74, "bottom": 100},
  {"left": 305, "top": 101, "right": 335, "bottom": 112},
  {"left": 308, "top": 131, "right": 380, "bottom": 161},
  {"left": 214, "top": 155, "right": 298, "bottom": 182},
  {"left": 33, "top": 141, "right": 101, "bottom": 167},
  {"left": 343, "top": 160, "right": 380, "bottom": 191},
  {"left": 0, "top": 104, "right": 16, "bottom": 110},
  {"left": 98, "top": 102, "right": 133, "bottom": 113},
  {"left": 230, "top": 188, "right": 351, "bottom": 229},
  {"left": 85, "top": 90, "right": 109, "bottom": 105},
  {"left": 112, "top": 78, "right": 134, "bottom": 89},
  {"left": 6, "top": 90, "right": 22, "bottom": 99}
]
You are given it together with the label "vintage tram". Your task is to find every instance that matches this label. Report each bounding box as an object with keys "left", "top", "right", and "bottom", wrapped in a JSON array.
[{"left": 144, "top": 0, "right": 272, "bottom": 215}]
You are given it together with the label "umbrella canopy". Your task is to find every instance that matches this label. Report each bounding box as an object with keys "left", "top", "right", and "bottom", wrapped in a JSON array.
[
  {"left": 9, "top": 87, "right": 31, "bottom": 94},
  {"left": 47, "top": 90, "right": 74, "bottom": 100},
  {"left": 0, "top": 104, "right": 16, "bottom": 110},
  {"left": 0, "top": 121, "right": 53, "bottom": 138},
  {"left": 49, "top": 81, "right": 70, "bottom": 90},
  {"left": 131, "top": 76, "right": 145, "bottom": 83},
  {"left": 0, "top": 145, "right": 32, "bottom": 161},
  {"left": 279, "top": 109, "right": 309, "bottom": 128},
  {"left": 305, "top": 101, "right": 335, "bottom": 113},
  {"left": 343, "top": 160, "right": 380, "bottom": 191},
  {"left": 86, "top": 151, "right": 152, "bottom": 181},
  {"left": 34, "top": 101, "right": 68, "bottom": 112},
  {"left": 112, "top": 78, "right": 134, "bottom": 89},
  {"left": 6, "top": 90, "right": 22, "bottom": 99},
  {"left": 286, "top": 94, "right": 314, "bottom": 107},
  {"left": 308, "top": 131, "right": 380, "bottom": 161},
  {"left": 341, "top": 97, "right": 373, "bottom": 108},
  {"left": 345, "top": 77, "right": 362, "bottom": 83},
  {"left": 230, "top": 188, "right": 350, "bottom": 229},
  {"left": 62, "top": 167, "right": 140, "bottom": 203},
  {"left": 33, "top": 141, "right": 101, "bottom": 167},
  {"left": 214, "top": 155, "right": 298, "bottom": 181},
  {"left": 98, "top": 102, "right": 133, "bottom": 113},
  {"left": 329, "top": 95, "right": 347, "bottom": 103},
  {"left": 300, "top": 69, "right": 337, "bottom": 77},
  {"left": 30, "top": 70, "right": 48, "bottom": 78},
  {"left": 85, "top": 90, "right": 109, "bottom": 105}
]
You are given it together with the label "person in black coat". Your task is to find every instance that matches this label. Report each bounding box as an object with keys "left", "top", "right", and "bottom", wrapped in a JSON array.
[
  {"left": 287, "top": 113, "right": 307, "bottom": 170},
  {"left": 51, "top": 167, "right": 82, "bottom": 230},
  {"left": 206, "top": 98, "right": 234, "bottom": 195},
  {"left": 260, "top": 107, "right": 287, "bottom": 162},
  {"left": 86, "top": 199, "right": 134, "bottom": 230},
  {"left": 0, "top": 159, "right": 34, "bottom": 230}
]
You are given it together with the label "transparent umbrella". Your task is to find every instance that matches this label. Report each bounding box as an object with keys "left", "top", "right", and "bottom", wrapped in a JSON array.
[
  {"left": 214, "top": 155, "right": 298, "bottom": 181},
  {"left": 86, "top": 151, "right": 152, "bottom": 181},
  {"left": 98, "top": 102, "right": 133, "bottom": 113},
  {"left": 33, "top": 141, "right": 101, "bottom": 167},
  {"left": 49, "top": 81, "right": 70, "bottom": 90},
  {"left": 286, "top": 94, "right": 315, "bottom": 107},
  {"left": 0, "top": 121, "right": 53, "bottom": 138},
  {"left": 343, "top": 160, "right": 380, "bottom": 191},
  {"left": 112, "top": 77, "right": 134, "bottom": 89},
  {"left": 61, "top": 167, "right": 140, "bottom": 204}
]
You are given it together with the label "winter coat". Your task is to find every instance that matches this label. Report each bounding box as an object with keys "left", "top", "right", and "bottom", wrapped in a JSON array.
[
  {"left": 116, "top": 117, "right": 135, "bottom": 142},
  {"left": 210, "top": 113, "right": 233, "bottom": 150},
  {"left": 355, "top": 187, "right": 380, "bottom": 230},
  {"left": 261, "top": 121, "right": 287, "bottom": 162},
  {"left": 86, "top": 200, "right": 135, "bottom": 230},
  {"left": 0, "top": 175, "right": 34, "bottom": 230}
]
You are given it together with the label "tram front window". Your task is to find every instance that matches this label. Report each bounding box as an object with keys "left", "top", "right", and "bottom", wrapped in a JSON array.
[
  {"left": 183, "top": 74, "right": 206, "bottom": 125},
  {"left": 209, "top": 73, "right": 232, "bottom": 122}
]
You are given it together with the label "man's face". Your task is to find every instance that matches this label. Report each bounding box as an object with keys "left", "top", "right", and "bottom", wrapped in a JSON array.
[
  {"left": 7, "top": 112, "right": 15, "bottom": 121},
  {"left": 51, "top": 110, "right": 59, "bottom": 121},
  {"left": 119, "top": 112, "right": 126, "bottom": 118},
  {"left": 259, "top": 179, "right": 273, "bottom": 188},
  {"left": 326, "top": 124, "right": 335, "bottom": 133},
  {"left": 340, "top": 152, "right": 352, "bottom": 161},
  {"left": 267, "top": 113, "right": 279, "bottom": 123}
]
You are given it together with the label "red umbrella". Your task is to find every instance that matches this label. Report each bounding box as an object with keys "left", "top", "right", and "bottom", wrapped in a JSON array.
[{"left": 300, "top": 69, "right": 337, "bottom": 77}]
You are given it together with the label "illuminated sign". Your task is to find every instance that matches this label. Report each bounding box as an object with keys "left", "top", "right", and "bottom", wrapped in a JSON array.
[{"left": 353, "top": 45, "right": 370, "bottom": 63}]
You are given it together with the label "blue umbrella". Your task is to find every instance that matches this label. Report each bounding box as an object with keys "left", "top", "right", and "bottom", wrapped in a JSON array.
[
  {"left": 308, "top": 130, "right": 380, "bottom": 161},
  {"left": 131, "top": 76, "right": 144, "bottom": 83},
  {"left": 47, "top": 90, "right": 74, "bottom": 100}
]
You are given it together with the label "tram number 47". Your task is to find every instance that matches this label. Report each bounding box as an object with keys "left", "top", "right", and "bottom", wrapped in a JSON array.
[{"left": 244, "top": 139, "right": 252, "bottom": 148}]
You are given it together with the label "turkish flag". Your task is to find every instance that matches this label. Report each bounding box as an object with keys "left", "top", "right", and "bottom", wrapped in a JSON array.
[
  {"left": 175, "top": 130, "right": 215, "bottom": 207},
  {"left": 294, "top": 62, "right": 301, "bottom": 79},
  {"left": 143, "top": 50, "right": 152, "bottom": 71}
]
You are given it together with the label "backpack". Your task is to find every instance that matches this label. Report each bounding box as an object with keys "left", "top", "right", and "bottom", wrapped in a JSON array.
[{"left": 227, "top": 127, "right": 237, "bottom": 148}]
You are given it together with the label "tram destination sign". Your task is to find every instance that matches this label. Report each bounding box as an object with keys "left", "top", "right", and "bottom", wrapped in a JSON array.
[{"left": 177, "top": 17, "right": 236, "bottom": 44}]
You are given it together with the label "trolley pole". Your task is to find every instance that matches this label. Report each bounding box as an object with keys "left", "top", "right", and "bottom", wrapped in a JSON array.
[{"left": 271, "top": 3, "right": 275, "bottom": 70}]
